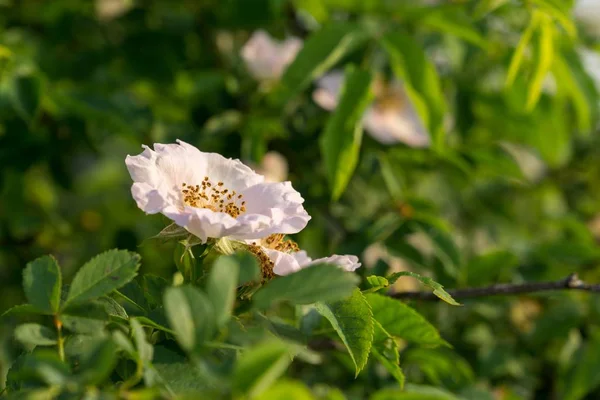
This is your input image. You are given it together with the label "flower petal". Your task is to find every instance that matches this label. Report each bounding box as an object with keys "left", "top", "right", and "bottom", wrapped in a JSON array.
[
  {"left": 241, "top": 30, "right": 302, "bottom": 81},
  {"left": 306, "top": 254, "right": 362, "bottom": 272},
  {"left": 233, "top": 181, "right": 310, "bottom": 239},
  {"left": 312, "top": 71, "right": 344, "bottom": 111}
]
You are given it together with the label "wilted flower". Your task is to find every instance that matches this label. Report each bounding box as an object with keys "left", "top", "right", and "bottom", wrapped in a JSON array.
[
  {"left": 125, "top": 140, "right": 310, "bottom": 243},
  {"left": 241, "top": 30, "right": 302, "bottom": 81},
  {"left": 246, "top": 234, "right": 361, "bottom": 279},
  {"left": 313, "top": 71, "right": 430, "bottom": 147}
]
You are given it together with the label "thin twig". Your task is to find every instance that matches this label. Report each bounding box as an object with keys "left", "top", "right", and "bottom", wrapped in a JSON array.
[{"left": 390, "top": 274, "right": 600, "bottom": 301}]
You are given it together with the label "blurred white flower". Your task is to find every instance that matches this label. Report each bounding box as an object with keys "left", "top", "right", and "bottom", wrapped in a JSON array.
[
  {"left": 247, "top": 151, "right": 289, "bottom": 183},
  {"left": 126, "top": 140, "right": 310, "bottom": 243},
  {"left": 313, "top": 71, "right": 430, "bottom": 147},
  {"left": 575, "top": 0, "right": 600, "bottom": 37},
  {"left": 246, "top": 234, "right": 361, "bottom": 278},
  {"left": 580, "top": 48, "right": 600, "bottom": 91},
  {"left": 241, "top": 30, "right": 303, "bottom": 81},
  {"left": 95, "top": 0, "right": 131, "bottom": 21}
]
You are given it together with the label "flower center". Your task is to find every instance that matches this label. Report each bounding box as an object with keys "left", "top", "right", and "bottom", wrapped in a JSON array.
[
  {"left": 249, "top": 234, "right": 300, "bottom": 281},
  {"left": 181, "top": 177, "right": 247, "bottom": 218},
  {"left": 374, "top": 91, "right": 405, "bottom": 112}
]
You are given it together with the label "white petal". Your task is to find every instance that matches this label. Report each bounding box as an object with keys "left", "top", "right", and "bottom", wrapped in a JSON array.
[
  {"left": 241, "top": 30, "right": 302, "bottom": 81},
  {"left": 265, "top": 248, "right": 304, "bottom": 276},
  {"left": 234, "top": 181, "right": 310, "bottom": 239},
  {"left": 162, "top": 205, "right": 240, "bottom": 243},
  {"left": 305, "top": 254, "right": 361, "bottom": 272},
  {"left": 362, "top": 83, "right": 430, "bottom": 147},
  {"left": 312, "top": 71, "right": 344, "bottom": 110}
]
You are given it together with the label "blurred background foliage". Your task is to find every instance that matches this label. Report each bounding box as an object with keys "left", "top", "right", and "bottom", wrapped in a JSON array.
[{"left": 2, "top": 0, "right": 600, "bottom": 398}]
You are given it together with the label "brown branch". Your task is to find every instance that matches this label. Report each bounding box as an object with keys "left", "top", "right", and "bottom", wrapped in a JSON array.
[{"left": 390, "top": 274, "right": 600, "bottom": 301}]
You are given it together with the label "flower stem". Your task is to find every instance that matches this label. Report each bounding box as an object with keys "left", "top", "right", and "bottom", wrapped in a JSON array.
[{"left": 54, "top": 316, "right": 65, "bottom": 362}]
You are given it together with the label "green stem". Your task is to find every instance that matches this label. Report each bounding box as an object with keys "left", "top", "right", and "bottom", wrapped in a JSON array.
[
  {"left": 120, "top": 359, "right": 144, "bottom": 391},
  {"left": 54, "top": 316, "right": 65, "bottom": 362}
]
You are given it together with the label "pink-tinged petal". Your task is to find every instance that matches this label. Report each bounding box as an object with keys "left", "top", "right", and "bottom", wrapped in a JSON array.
[
  {"left": 162, "top": 205, "right": 240, "bottom": 244},
  {"left": 265, "top": 248, "right": 303, "bottom": 276},
  {"left": 241, "top": 30, "right": 302, "bottom": 81},
  {"left": 363, "top": 106, "right": 430, "bottom": 147},
  {"left": 305, "top": 254, "right": 361, "bottom": 272},
  {"left": 126, "top": 140, "right": 310, "bottom": 242},
  {"left": 312, "top": 71, "right": 344, "bottom": 111}
]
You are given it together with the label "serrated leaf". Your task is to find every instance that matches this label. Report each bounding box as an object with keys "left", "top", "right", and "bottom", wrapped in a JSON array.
[
  {"left": 65, "top": 249, "right": 141, "bottom": 307},
  {"left": 14, "top": 323, "right": 57, "bottom": 346},
  {"left": 253, "top": 264, "right": 360, "bottom": 309},
  {"left": 366, "top": 294, "right": 448, "bottom": 347},
  {"left": 319, "top": 66, "right": 373, "bottom": 200},
  {"left": 22, "top": 255, "right": 62, "bottom": 314},
  {"left": 372, "top": 320, "right": 405, "bottom": 388},
  {"left": 207, "top": 256, "right": 239, "bottom": 328},
  {"left": 315, "top": 288, "right": 374, "bottom": 375},
  {"left": 164, "top": 285, "right": 215, "bottom": 353},
  {"left": 282, "top": 22, "right": 368, "bottom": 96},
  {"left": 387, "top": 272, "right": 460, "bottom": 306},
  {"left": 365, "top": 276, "right": 390, "bottom": 293},
  {"left": 233, "top": 340, "right": 297, "bottom": 398}
]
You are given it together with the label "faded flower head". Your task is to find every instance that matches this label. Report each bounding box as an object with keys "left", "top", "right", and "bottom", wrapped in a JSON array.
[
  {"left": 313, "top": 71, "right": 430, "bottom": 147},
  {"left": 241, "top": 30, "right": 302, "bottom": 81},
  {"left": 125, "top": 140, "right": 310, "bottom": 243},
  {"left": 246, "top": 235, "right": 361, "bottom": 280}
]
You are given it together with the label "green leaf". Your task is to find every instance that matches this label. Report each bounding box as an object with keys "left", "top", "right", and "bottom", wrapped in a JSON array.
[
  {"left": 233, "top": 340, "right": 297, "bottom": 398},
  {"left": 422, "top": 9, "right": 487, "bottom": 48},
  {"left": 253, "top": 264, "right": 360, "bottom": 309},
  {"left": 366, "top": 293, "right": 448, "bottom": 347},
  {"left": 163, "top": 285, "right": 215, "bottom": 353},
  {"left": 365, "top": 275, "right": 390, "bottom": 293},
  {"left": 371, "top": 385, "right": 462, "bottom": 400},
  {"left": 65, "top": 249, "right": 141, "bottom": 306},
  {"left": 256, "top": 380, "right": 316, "bottom": 400},
  {"left": 131, "top": 319, "right": 153, "bottom": 363},
  {"left": 11, "top": 72, "right": 43, "bottom": 122},
  {"left": 281, "top": 22, "right": 368, "bottom": 96},
  {"left": 526, "top": 13, "right": 554, "bottom": 111},
  {"left": 558, "top": 332, "right": 600, "bottom": 400},
  {"left": 75, "top": 338, "right": 118, "bottom": 385},
  {"left": 387, "top": 272, "right": 460, "bottom": 306},
  {"left": 1, "top": 304, "right": 42, "bottom": 318},
  {"left": 236, "top": 251, "right": 261, "bottom": 286},
  {"left": 319, "top": 67, "right": 373, "bottom": 201},
  {"left": 142, "top": 274, "right": 169, "bottom": 309},
  {"left": 371, "top": 320, "right": 405, "bottom": 388},
  {"left": 207, "top": 256, "right": 239, "bottom": 328},
  {"left": 14, "top": 323, "right": 57, "bottom": 346},
  {"left": 382, "top": 32, "right": 445, "bottom": 148},
  {"left": 315, "top": 288, "right": 374, "bottom": 375},
  {"left": 22, "top": 255, "right": 62, "bottom": 314},
  {"left": 506, "top": 11, "right": 540, "bottom": 87}
]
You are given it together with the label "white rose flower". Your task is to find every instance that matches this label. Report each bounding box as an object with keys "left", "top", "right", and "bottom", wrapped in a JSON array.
[
  {"left": 313, "top": 71, "right": 430, "bottom": 147},
  {"left": 125, "top": 140, "right": 310, "bottom": 243},
  {"left": 246, "top": 234, "right": 361, "bottom": 278},
  {"left": 241, "top": 30, "right": 303, "bottom": 81}
]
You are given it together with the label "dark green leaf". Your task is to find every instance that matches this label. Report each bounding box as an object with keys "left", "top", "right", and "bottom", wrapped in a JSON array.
[
  {"left": 75, "top": 339, "right": 118, "bottom": 385},
  {"left": 207, "top": 256, "right": 239, "bottom": 328},
  {"left": 65, "top": 249, "right": 141, "bottom": 306},
  {"left": 22, "top": 255, "right": 62, "bottom": 314},
  {"left": 319, "top": 67, "right": 373, "bottom": 200},
  {"left": 11, "top": 72, "right": 43, "bottom": 122},
  {"left": 371, "top": 320, "right": 405, "bottom": 388},
  {"left": 163, "top": 285, "right": 216, "bottom": 353},
  {"left": 315, "top": 289, "right": 374, "bottom": 375},
  {"left": 14, "top": 323, "right": 57, "bottom": 346},
  {"left": 387, "top": 272, "right": 460, "bottom": 306},
  {"left": 253, "top": 264, "right": 360, "bottom": 309},
  {"left": 366, "top": 294, "right": 448, "bottom": 347},
  {"left": 282, "top": 22, "right": 368, "bottom": 96},
  {"left": 233, "top": 340, "right": 297, "bottom": 398}
]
